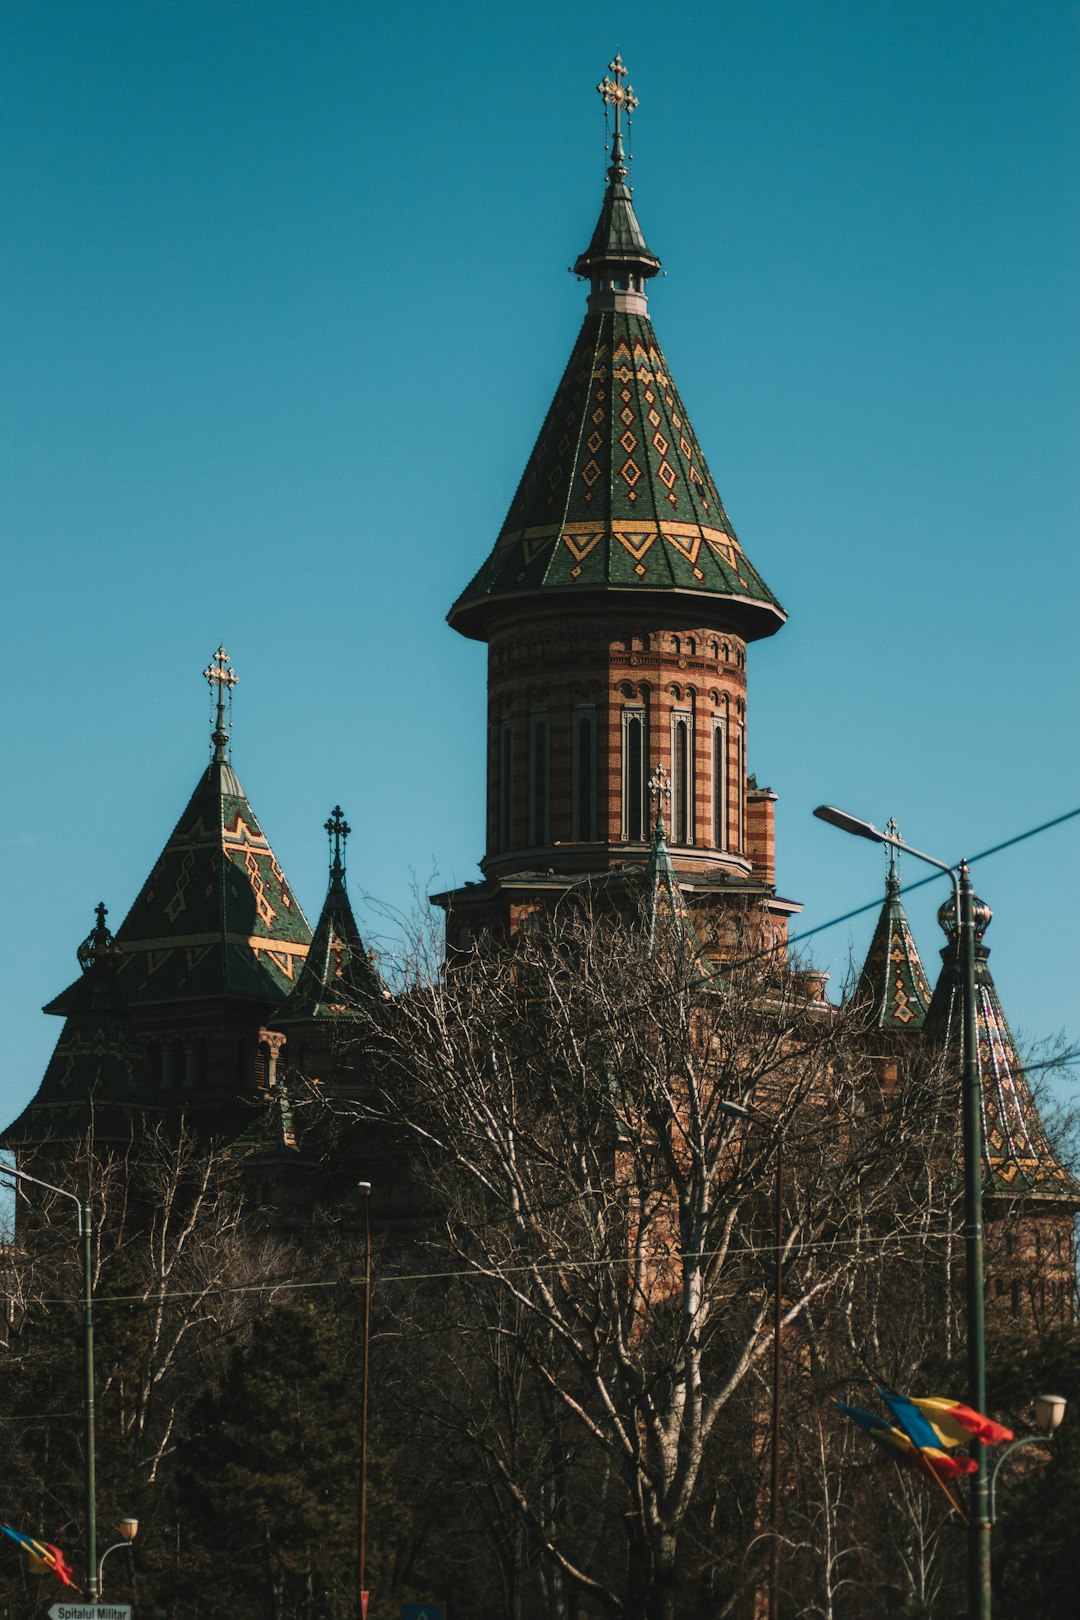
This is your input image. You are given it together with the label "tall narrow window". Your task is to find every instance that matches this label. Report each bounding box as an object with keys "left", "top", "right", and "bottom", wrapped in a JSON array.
[
  {"left": 670, "top": 711, "right": 693, "bottom": 844},
  {"left": 736, "top": 724, "right": 746, "bottom": 852},
  {"left": 498, "top": 720, "right": 513, "bottom": 850},
  {"left": 528, "top": 714, "right": 549, "bottom": 846},
  {"left": 572, "top": 707, "right": 597, "bottom": 840},
  {"left": 622, "top": 707, "right": 646, "bottom": 840},
  {"left": 712, "top": 720, "right": 727, "bottom": 849}
]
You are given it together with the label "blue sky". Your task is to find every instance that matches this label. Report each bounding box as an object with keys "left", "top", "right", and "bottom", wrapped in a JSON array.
[{"left": 1, "top": 1, "right": 1077, "bottom": 1117}]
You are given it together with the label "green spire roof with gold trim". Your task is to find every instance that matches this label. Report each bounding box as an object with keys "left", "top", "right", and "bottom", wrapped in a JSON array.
[
  {"left": 854, "top": 826, "right": 933, "bottom": 1031},
  {"left": 449, "top": 58, "right": 784, "bottom": 644},
  {"left": 274, "top": 807, "right": 382, "bottom": 1025},
  {"left": 47, "top": 651, "right": 313, "bottom": 1012},
  {"left": 923, "top": 890, "right": 1079, "bottom": 1203},
  {"left": 3, "top": 904, "right": 162, "bottom": 1147}
]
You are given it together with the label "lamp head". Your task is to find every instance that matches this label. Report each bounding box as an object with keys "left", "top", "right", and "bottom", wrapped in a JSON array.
[
  {"left": 357, "top": 1181, "right": 371, "bottom": 1199},
  {"left": 1034, "top": 1394, "right": 1066, "bottom": 1434},
  {"left": 117, "top": 1518, "right": 138, "bottom": 1542},
  {"left": 813, "top": 805, "right": 884, "bottom": 843}
]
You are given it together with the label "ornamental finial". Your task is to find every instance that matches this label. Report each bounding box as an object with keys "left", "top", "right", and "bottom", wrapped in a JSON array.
[
  {"left": 648, "top": 762, "right": 670, "bottom": 837},
  {"left": 597, "top": 53, "right": 638, "bottom": 162},
  {"left": 885, "top": 817, "right": 901, "bottom": 892},
  {"left": 203, "top": 646, "right": 238, "bottom": 763},
  {"left": 77, "top": 900, "right": 118, "bottom": 975},
  {"left": 324, "top": 804, "right": 351, "bottom": 879}
]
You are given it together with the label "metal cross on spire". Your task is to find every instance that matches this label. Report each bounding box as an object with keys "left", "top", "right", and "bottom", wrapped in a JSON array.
[
  {"left": 597, "top": 53, "right": 638, "bottom": 149},
  {"left": 324, "top": 804, "right": 351, "bottom": 877},
  {"left": 648, "top": 762, "right": 671, "bottom": 835},
  {"left": 885, "top": 817, "right": 901, "bottom": 891},
  {"left": 203, "top": 646, "right": 238, "bottom": 762}
]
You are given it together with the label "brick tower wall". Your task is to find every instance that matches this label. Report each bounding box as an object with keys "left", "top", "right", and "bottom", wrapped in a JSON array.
[{"left": 483, "top": 608, "right": 764, "bottom": 883}]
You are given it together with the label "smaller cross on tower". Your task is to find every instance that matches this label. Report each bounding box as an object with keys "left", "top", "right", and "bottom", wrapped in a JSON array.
[
  {"left": 597, "top": 53, "right": 639, "bottom": 143},
  {"left": 203, "top": 646, "right": 239, "bottom": 762},
  {"left": 648, "top": 762, "right": 671, "bottom": 835},
  {"left": 324, "top": 805, "right": 351, "bottom": 876},
  {"left": 885, "top": 817, "right": 900, "bottom": 891}
]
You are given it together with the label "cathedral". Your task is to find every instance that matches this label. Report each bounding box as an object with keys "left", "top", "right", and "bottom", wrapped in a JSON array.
[{"left": 4, "top": 59, "right": 1075, "bottom": 1328}]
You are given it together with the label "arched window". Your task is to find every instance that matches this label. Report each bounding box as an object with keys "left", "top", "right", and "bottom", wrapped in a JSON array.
[
  {"left": 572, "top": 707, "right": 597, "bottom": 840},
  {"left": 528, "top": 714, "right": 549, "bottom": 845},
  {"left": 670, "top": 711, "right": 693, "bottom": 844},
  {"left": 712, "top": 719, "right": 727, "bottom": 849},
  {"left": 622, "top": 707, "right": 647, "bottom": 840}
]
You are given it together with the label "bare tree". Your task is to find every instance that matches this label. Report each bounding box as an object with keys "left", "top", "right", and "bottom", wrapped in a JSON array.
[{"left": 336, "top": 904, "right": 953, "bottom": 1620}]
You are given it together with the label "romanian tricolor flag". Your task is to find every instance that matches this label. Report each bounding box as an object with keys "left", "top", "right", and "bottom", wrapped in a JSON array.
[
  {"left": 835, "top": 1401, "right": 977, "bottom": 1483},
  {"left": 0, "top": 1524, "right": 77, "bottom": 1588},
  {"left": 907, "top": 1396, "right": 1014, "bottom": 1448}
]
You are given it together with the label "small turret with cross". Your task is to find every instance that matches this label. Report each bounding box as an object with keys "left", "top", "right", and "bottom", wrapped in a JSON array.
[
  {"left": 203, "top": 646, "right": 238, "bottom": 763},
  {"left": 325, "top": 805, "right": 351, "bottom": 881}
]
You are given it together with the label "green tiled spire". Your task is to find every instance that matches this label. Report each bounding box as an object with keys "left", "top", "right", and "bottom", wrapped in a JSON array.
[
  {"left": 449, "top": 61, "right": 785, "bottom": 644},
  {"left": 274, "top": 807, "right": 382, "bottom": 1025},
  {"left": 643, "top": 765, "right": 703, "bottom": 967},
  {"left": 854, "top": 826, "right": 933, "bottom": 1031},
  {"left": 48, "top": 651, "right": 314, "bottom": 1011},
  {"left": 104, "top": 751, "right": 313, "bottom": 1005},
  {"left": 924, "top": 891, "right": 1079, "bottom": 1203},
  {"left": 3, "top": 904, "right": 161, "bottom": 1147}
]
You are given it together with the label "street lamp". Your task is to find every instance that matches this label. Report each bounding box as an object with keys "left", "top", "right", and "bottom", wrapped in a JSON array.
[
  {"left": 357, "top": 1181, "right": 372, "bottom": 1620},
  {"left": 0, "top": 1164, "right": 98, "bottom": 1602},
  {"left": 989, "top": 1396, "right": 1067, "bottom": 1523},
  {"left": 813, "top": 805, "right": 988, "bottom": 1619},
  {"left": 718, "top": 1099, "right": 784, "bottom": 1620},
  {"left": 98, "top": 1516, "right": 138, "bottom": 1593}
]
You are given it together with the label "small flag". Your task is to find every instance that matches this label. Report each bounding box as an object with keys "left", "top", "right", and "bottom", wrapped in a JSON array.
[
  {"left": 836, "top": 1402, "right": 977, "bottom": 1482},
  {"left": 907, "top": 1396, "right": 1014, "bottom": 1448},
  {"left": 0, "top": 1524, "right": 77, "bottom": 1587}
]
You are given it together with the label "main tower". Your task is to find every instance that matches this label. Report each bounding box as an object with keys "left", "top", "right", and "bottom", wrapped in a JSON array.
[{"left": 437, "top": 60, "right": 795, "bottom": 953}]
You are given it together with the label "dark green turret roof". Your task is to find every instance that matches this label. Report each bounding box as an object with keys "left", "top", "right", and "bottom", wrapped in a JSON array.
[
  {"left": 572, "top": 128, "right": 660, "bottom": 283},
  {"left": 643, "top": 786, "right": 702, "bottom": 966},
  {"left": 854, "top": 834, "right": 932, "bottom": 1031},
  {"left": 274, "top": 812, "right": 382, "bottom": 1026},
  {"left": 449, "top": 98, "right": 784, "bottom": 643},
  {"left": 3, "top": 905, "right": 162, "bottom": 1147},
  {"left": 43, "top": 754, "right": 313, "bottom": 1014},
  {"left": 114, "top": 755, "right": 312, "bottom": 1005},
  {"left": 924, "top": 891, "right": 1079, "bottom": 1203}
]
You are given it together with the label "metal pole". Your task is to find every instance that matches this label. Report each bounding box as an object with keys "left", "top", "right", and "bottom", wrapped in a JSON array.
[
  {"left": 81, "top": 1201, "right": 98, "bottom": 1603},
  {"left": 0, "top": 1167, "right": 97, "bottom": 1602},
  {"left": 358, "top": 1184, "right": 371, "bottom": 1620},
  {"left": 813, "top": 810, "right": 992, "bottom": 1618},
  {"left": 769, "top": 1136, "right": 783, "bottom": 1620},
  {"left": 960, "top": 863, "right": 990, "bottom": 1618}
]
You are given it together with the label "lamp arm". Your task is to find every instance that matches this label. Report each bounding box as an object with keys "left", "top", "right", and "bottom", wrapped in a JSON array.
[
  {"left": 0, "top": 1164, "right": 82, "bottom": 1218},
  {"left": 989, "top": 1433, "right": 1053, "bottom": 1524},
  {"left": 98, "top": 1537, "right": 134, "bottom": 1588}
]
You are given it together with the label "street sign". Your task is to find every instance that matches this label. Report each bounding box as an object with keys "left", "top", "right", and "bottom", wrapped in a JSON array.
[
  {"left": 402, "top": 1606, "right": 446, "bottom": 1620},
  {"left": 48, "top": 1605, "right": 131, "bottom": 1620}
]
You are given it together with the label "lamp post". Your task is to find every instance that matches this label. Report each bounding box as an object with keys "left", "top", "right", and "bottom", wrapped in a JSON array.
[
  {"left": 813, "top": 805, "right": 988, "bottom": 1619},
  {"left": 357, "top": 1181, "right": 372, "bottom": 1620},
  {"left": 98, "top": 1517, "right": 138, "bottom": 1594},
  {"left": 989, "top": 1395, "right": 1066, "bottom": 1523},
  {"left": 718, "top": 1099, "right": 784, "bottom": 1620},
  {"left": 0, "top": 1164, "right": 97, "bottom": 1602}
]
